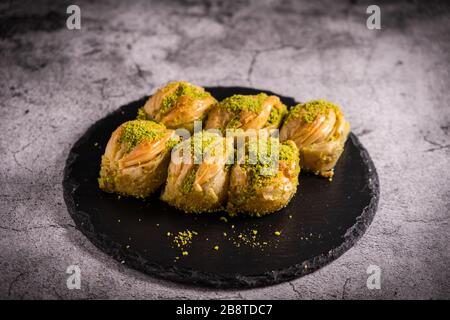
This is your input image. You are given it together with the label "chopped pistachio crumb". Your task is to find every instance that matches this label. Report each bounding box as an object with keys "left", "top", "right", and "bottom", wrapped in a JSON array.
[
  {"left": 267, "top": 103, "right": 287, "bottom": 126},
  {"left": 118, "top": 120, "right": 166, "bottom": 153},
  {"left": 287, "top": 99, "right": 340, "bottom": 123},
  {"left": 231, "top": 230, "right": 269, "bottom": 249},
  {"left": 274, "top": 231, "right": 281, "bottom": 236},
  {"left": 136, "top": 107, "right": 147, "bottom": 120},
  {"left": 213, "top": 245, "right": 219, "bottom": 251},
  {"left": 219, "top": 93, "right": 268, "bottom": 114},
  {"left": 227, "top": 138, "right": 299, "bottom": 212},
  {"left": 180, "top": 166, "right": 197, "bottom": 195},
  {"left": 160, "top": 82, "right": 210, "bottom": 114},
  {"left": 173, "top": 230, "right": 198, "bottom": 248},
  {"left": 182, "top": 251, "right": 189, "bottom": 256},
  {"left": 189, "top": 131, "right": 223, "bottom": 163},
  {"left": 166, "top": 137, "right": 179, "bottom": 150},
  {"left": 279, "top": 141, "right": 299, "bottom": 161}
]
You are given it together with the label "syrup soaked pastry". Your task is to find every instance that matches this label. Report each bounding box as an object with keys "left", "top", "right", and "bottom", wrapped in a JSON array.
[
  {"left": 205, "top": 93, "right": 287, "bottom": 132},
  {"left": 227, "top": 137, "right": 300, "bottom": 217},
  {"left": 99, "top": 120, "right": 179, "bottom": 198},
  {"left": 161, "top": 131, "right": 234, "bottom": 213},
  {"left": 139, "top": 81, "right": 217, "bottom": 132},
  {"left": 280, "top": 100, "right": 350, "bottom": 178}
]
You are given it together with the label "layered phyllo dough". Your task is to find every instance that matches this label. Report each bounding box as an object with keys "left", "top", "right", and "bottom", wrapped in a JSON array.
[
  {"left": 205, "top": 93, "right": 287, "bottom": 132},
  {"left": 139, "top": 81, "right": 217, "bottom": 132},
  {"left": 227, "top": 137, "right": 300, "bottom": 216},
  {"left": 99, "top": 120, "right": 179, "bottom": 198},
  {"left": 161, "top": 131, "right": 234, "bottom": 213},
  {"left": 280, "top": 100, "right": 350, "bottom": 178}
]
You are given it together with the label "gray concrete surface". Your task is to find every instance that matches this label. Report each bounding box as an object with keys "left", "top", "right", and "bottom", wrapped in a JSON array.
[{"left": 0, "top": 0, "right": 449, "bottom": 299}]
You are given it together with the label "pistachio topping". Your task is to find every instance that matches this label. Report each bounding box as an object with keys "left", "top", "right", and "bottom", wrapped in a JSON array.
[
  {"left": 160, "top": 82, "right": 211, "bottom": 114},
  {"left": 279, "top": 141, "right": 299, "bottom": 161},
  {"left": 118, "top": 120, "right": 167, "bottom": 153},
  {"left": 180, "top": 166, "right": 198, "bottom": 195},
  {"left": 287, "top": 99, "right": 340, "bottom": 123},
  {"left": 229, "top": 138, "right": 299, "bottom": 213},
  {"left": 267, "top": 103, "right": 288, "bottom": 126},
  {"left": 183, "top": 131, "right": 224, "bottom": 163},
  {"left": 191, "top": 131, "right": 221, "bottom": 152},
  {"left": 166, "top": 137, "right": 180, "bottom": 150},
  {"left": 243, "top": 138, "right": 280, "bottom": 189},
  {"left": 136, "top": 107, "right": 147, "bottom": 120},
  {"left": 218, "top": 93, "right": 268, "bottom": 114},
  {"left": 179, "top": 132, "right": 225, "bottom": 195}
]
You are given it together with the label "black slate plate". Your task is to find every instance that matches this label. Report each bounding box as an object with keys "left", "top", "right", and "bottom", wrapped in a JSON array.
[{"left": 63, "top": 87, "right": 379, "bottom": 288}]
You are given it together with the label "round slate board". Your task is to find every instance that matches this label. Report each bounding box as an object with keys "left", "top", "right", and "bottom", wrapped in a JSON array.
[{"left": 63, "top": 87, "right": 379, "bottom": 288}]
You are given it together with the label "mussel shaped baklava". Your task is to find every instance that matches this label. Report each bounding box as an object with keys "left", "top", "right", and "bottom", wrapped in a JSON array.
[
  {"left": 161, "top": 131, "right": 233, "bottom": 213},
  {"left": 227, "top": 137, "right": 300, "bottom": 217},
  {"left": 205, "top": 93, "right": 287, "bottom": 132},
  {"left": 280, "top": 100, "right": 350, "bottom": 178},
  {"left": 98, "top": 120, "right": 179, "bottom": 198},
  {"left": 139, "top": 81, "right": 217, "bottom": 132}
]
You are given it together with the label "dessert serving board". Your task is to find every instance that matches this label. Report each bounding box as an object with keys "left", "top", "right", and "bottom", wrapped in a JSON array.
[{"left": 63, "top": 87, "right": 379, "bottom": 288}]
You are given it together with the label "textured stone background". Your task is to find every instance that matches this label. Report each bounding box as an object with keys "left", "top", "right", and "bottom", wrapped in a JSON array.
[{"left": 0, "top": 0, "right": 449, "bottom": 299}]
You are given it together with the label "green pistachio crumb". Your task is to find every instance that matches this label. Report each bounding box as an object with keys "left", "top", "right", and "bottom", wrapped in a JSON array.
[
  {"left": 118, "top": 120, "right": 166, "bottom": 153},
  {"left": 180, "top": 166, "right": 198, "bottom": 195},
  {"left": 287, "top": 99, "right": 340, "bottom": 123},
  {"left": 218, "top": 93, "right": 268, "bottom": 114},
  {"left": 136, "top": 107, "right": 147, "bottom": 120},
  {"left": 267, "top": 103, "right": 288, "bottom": 126},
  {"left": 160, "top": 82, "right": 211, "bottom": 114},
  {"left": 279, "top": 141, "right": 299, "bottom": 161}
]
